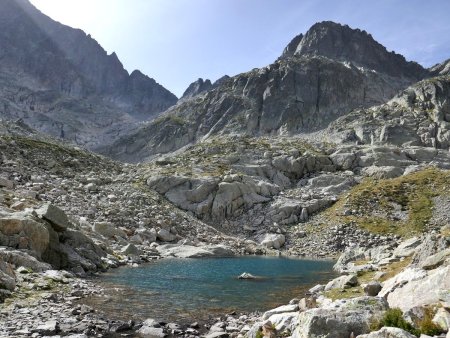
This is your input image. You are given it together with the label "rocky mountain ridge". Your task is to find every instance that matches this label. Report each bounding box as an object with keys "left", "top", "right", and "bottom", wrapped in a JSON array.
[
  {"left": 104, "top": 21, "right": 431, "bottom": 162},
  {"left": 0, "top": 0, "right": 177, "bottom": 148}
]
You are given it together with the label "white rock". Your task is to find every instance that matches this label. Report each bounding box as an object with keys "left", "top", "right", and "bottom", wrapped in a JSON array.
[{"left": 262, "top": 304, "right": 298, "bottom": 320}]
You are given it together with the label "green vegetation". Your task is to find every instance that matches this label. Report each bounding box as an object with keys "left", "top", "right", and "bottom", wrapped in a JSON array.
[
  {"left": 323, "top": 286, "right": 364, "bottom": 301},
  {"left": 370, "top": 307, "right": 444, "bottom": 336},
  {"left": 326, "top": 168, "right": 450, "bottom": 236},
  {"left": 371, "top": 308, "right": 420, "bottom": 336},
  {"left": 418, "top": 308, "right": 445, "bottom": 336}
]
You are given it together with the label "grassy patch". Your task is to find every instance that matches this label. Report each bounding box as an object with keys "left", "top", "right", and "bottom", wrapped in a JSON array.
[
  {"left": 323, "top": 286, "right": 365, "bottom": 301},
  {"left": 325, "top": 168, "right": 450, "bottom": 236},
  {"left": 379, "top": 256, "right": 413, "bottom": 282}
]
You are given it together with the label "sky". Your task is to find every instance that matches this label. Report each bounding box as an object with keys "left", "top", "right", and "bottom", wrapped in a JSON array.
[{"left": 29, "top": 0, "right": 450, "bottom": 98}]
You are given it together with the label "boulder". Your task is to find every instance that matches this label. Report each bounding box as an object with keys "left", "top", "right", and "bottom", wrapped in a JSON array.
[
  {"left": 238, "top": 272, "right": 257, "bottom": 279},
  {"left": 121, "top": 243, "right": 142, "bottom": 256},
  {"left": 203, "top": 244, "right": 234, "bottom": 257},
  {"left": 262, "top": 304, "right": 299, "bottom": 320},
  {"left": 334, "top": 247, "right": 366, "bottom": 273},
  {"left": 33, "top": 320, "right": 60, "bottom": 335},
  {"left": 260, "top": 233, "right": 285, "bottom": 249},
  {"left": 419, "top": 248, "right": 450, "bottom": 270},
  {"left": 432, "top": 307, "right": 450, "bottom": 331},
  {"left": 383, "top": 266, "right": 450, "bottom": 312},
  {"left": 393, "top": 237, "right": 422, "bottom": 258},
  {"left": 356, "top": 327, "right": 417, "bottom": 338},
  {"left": 156, "top": 244, "right": 233, "bottom": 258},
  {"left": 92, "top": 222, "right": 127, "bottom": 239},
  {"left": 363, "top": 282, "right": 382, "bottom": 296},
  {"left": 36, "top": 203, "right": 70, "bottom": 232},
  {"left": 0, "top": 248, "right": 52, "bottom": 272},
  {"left": 157, "top": 229, "right": 176, "bottom": 242},
  {"left": 135, "top": 228, "right": 157, "bottom": 243},
  {"left": 0, "top": 177, "right": 14, "bottom": 189},
  {"left": 379, "top": 267, "right": 427, "bottom": 299},
  {"left": 0, "top": 269, "right": 15, "bottom": 291},
  {"left": 324, "top": 274, "right": 358, "bottom": 291},
  {"left": 362, "top": 166, "right": 404, "bottom": 179},
  {"left": 0, "top": 212, "right": 50, "bottom": 257},
  {"left": 137, "top": 325, "right": 166, "bottom": 338},
  {"left": 292, "top": 308, "right": 369, "bottom": 338}
]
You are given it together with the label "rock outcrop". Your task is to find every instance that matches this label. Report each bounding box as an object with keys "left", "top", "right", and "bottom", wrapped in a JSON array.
[
  {"left": 0, "top": 0, "right": 177, "bottom": 149},
  {"left": 104, "top": 22, "right": 428, "bottom": 162}
]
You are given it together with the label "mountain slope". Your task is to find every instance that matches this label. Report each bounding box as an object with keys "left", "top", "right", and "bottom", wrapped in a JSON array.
[
  {"left": 104, "top": 22, "right": 429, "bottom": 163},
  {"left": 0, "top": 0, "right": 177, "bottom": 148}
]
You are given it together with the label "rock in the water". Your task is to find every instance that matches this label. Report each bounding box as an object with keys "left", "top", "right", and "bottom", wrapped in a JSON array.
[{"left": 238, "top": 272, "right": 257, "bottom": 279}]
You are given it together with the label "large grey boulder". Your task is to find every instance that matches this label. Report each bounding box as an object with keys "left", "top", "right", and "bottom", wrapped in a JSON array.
[
  {"left": 259, "top": 233, "right": 285, "bottom": 249},
  {"left": 324, "top": 274, "right": 358, "bottom": 291},
  {"left": 382, "top": 265, "right": 450, "bottom": 311},
  {"left": 92, "top": 222, "right": 127, "bottom": 239},
  {"left": 156, "top": 244, "right": 234, "bottom": 258},
  {"left": 393, "top": 237, "right": 421, "bottom": 258},
  {"left": 356, "top": 327, "right": 417, "bottom": 338},
  {"left": 262, "top": 304, "right": 299, "bottom": 320},
  {"left": 292, "top": 308, "right": 369, "bottom": 338},
  {"left": 293, "top": 297, "right": 388, "bottom": 338},
  {"left": 157, "top": 229, "right": 176, "bottom": 242},
  {"left": 36, "top": 203, "right": 70, "bottom": 232}
]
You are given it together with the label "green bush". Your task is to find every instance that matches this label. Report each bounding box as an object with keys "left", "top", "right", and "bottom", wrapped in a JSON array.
[
  {"left": 419, "top": 311, "right": 444, "bottom": 336},
  {"left": 371, "top": 308, "right": 420, "bottom": 337}
]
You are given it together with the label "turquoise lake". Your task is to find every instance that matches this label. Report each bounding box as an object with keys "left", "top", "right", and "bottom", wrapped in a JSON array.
[{"left": 87, "top": 256, "right": 336, "bottom": 322}]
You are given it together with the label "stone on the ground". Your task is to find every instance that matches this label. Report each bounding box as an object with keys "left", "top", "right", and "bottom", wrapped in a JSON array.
[
  {"left": 432, "top": 307, "right": 450, "bottom": 331},
  {"left": 393, "top": 237, "right": 421, "bottom": 258},
  {"left": 36, "top": 203, "right": 70, "bottom": 232},
  {"left": 383, "top": 266, "right": 450, "bottom": 312},
  {"left": 262, "top": 304, "right": 299, "bottom": 320},
  {"left": 157, "top": 228, "right": 176, "bottom": 242},
  {"left": 324, "top": 274, "right": 358, "bottom": 290},
  {"left": 356, "top": 327, "right": 417, "bottom": 338},
  {"left": 92, "top": 222, "right": 127, "bottom": 239},
  {"left": 363, "top": 281, "right": 382, "bottom": 296},
  {"left": 260, "top": 233, "right": 285, "bottom": 249},
  {"left": 137, "top": 326, "right": 166, "bottom": 338},
  {"left": 121, "top": 243, "right": 142, "bottom": 256}
]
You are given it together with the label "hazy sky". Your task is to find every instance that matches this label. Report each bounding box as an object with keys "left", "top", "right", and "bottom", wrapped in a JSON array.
[{"left": 29, "top": 0, "right": 450, "bottom": 97}]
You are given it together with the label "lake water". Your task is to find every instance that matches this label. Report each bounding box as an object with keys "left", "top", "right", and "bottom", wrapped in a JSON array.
[{"left": 86, "top": 256, "right": 336, "bottom": 323}]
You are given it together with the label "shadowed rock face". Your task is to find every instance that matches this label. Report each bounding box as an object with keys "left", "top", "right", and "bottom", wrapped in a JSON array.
[
  {"left": 0, "top": 0, "right": 177, "bottom": 148},
  {"left": 104, "top": 22, "right": 429, "bottom": 163}
]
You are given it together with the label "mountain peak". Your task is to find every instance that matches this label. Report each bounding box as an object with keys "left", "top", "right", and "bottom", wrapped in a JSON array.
[{"left": 281, "top": 21, "right": 428, "bottom": 79}]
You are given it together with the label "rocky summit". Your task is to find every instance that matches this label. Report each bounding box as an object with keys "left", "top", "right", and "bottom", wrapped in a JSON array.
[
  {"left": 0, "top": 0, "right": 177, "bottom": 149},
  {"left": 0, "top": 2, "right": 450, "bottom": 338}
]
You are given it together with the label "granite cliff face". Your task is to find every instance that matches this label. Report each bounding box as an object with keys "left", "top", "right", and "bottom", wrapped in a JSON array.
[
  {"left": 0, "top": 0, "right": 177, "bottom": 148},
  {"left": 327, "top": 75, "right": 450, "bottom": 149},
  {"left": 105, "top": 22, "right": 429, "bottom": 162}
]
